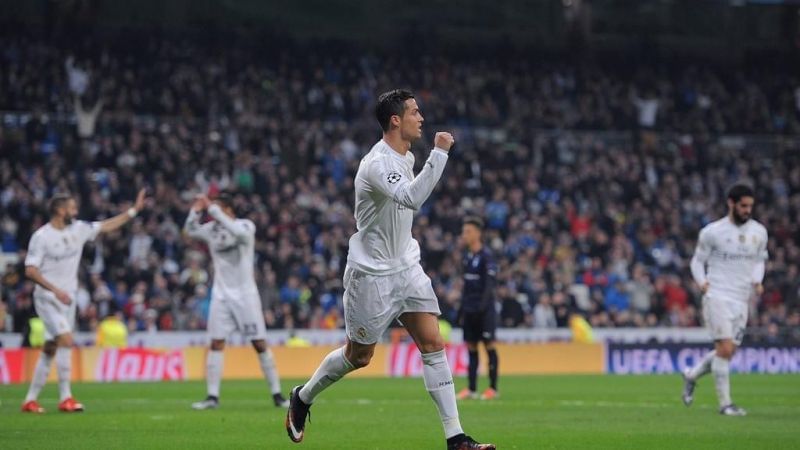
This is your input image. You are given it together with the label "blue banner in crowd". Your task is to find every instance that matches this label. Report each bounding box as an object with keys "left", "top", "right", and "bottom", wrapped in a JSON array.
[{"left": 606, "top": 343, "right": 800, "bottom": 375}]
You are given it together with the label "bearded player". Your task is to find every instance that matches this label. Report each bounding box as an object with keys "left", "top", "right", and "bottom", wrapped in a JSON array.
[
  {"left": 22, "top": 190, "right": 147, "bottom": 413},
  {"left": 683, "top": 184, "right": 768, "bottom": 416}
]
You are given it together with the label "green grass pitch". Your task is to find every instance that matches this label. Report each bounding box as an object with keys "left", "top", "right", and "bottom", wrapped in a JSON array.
[{"left": 2, "top": 375, "right": 799, "bottom": 449}]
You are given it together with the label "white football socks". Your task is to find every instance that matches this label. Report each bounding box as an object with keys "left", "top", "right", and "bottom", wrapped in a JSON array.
[
  {"left": 206, "top": 350, "right": 224, "bottom": 398},
  {"left": 299, "top": 347, "right": 355, "bottom": 404},
  {"left": 56, "top": 347, "right": 73, "bottom": 401},
  {"left": 258, "top": 349, "right": 282, "bottom": 395},
  {"left": 712, "top": 356, "right": 732, "bottom": 407},
  {"left": 687, "top": 350, "right": 715, "bottom": 381},
  {"left": 25, "top": 352, "right": 53, "bottom": 402},
  {"left": 422, "top": 350, "right": 464, "bottom": 439}
]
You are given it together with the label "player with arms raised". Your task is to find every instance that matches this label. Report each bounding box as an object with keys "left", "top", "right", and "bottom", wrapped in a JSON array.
[
  {"left": 285, "top": 90, "right": 495, "bottom": 449},
  {"left": 184, "top": 193, "right": 289, "bottom": 410},
  {"left": 683, "top": 184, "right": 768, "bottom": 416},
  {"left": 21, "top": 190, "right": 147, "bottom": 413}
]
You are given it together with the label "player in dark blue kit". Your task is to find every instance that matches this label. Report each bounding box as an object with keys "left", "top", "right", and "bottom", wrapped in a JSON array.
[{"left": 456, "top": 217, "right": 499, "bottom": 401}]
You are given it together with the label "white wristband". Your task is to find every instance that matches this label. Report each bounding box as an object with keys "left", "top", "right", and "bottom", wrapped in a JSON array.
[{"left": 127, "top": 208, "right": 138, "bottom": 218}]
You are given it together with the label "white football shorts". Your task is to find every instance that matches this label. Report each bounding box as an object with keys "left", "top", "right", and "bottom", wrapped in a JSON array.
[
  {"left": 33, "top": 291, "right": 76, "bottom": 341},
  {"left": 702, "top": 295, "right": 748, "bottom": 346},
  {"left": 343, "top": 263, "right": 440, "bottom": 345},
  {"left": 207, "top": 295, "right": 268, "bottom": 341}
]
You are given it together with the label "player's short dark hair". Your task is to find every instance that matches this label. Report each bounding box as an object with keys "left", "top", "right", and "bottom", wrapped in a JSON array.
[
  {"left": 214, "top": 193, "right": 236, "bottom": 214},
  {"left": 463, "top": 216, "right": 485, "bottom": 231},
  {"left": 375, "top": 89, "right": 415, "bottom": 132},
  {"left": 727, "top": 184, "right": 754, "bottom": 203},
  {"left": 48, "top": 193, "right": 73, "bottom": 216}
]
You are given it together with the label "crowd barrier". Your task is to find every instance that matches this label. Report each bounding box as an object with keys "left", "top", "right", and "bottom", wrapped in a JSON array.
[
  {"left": 3, "top": 339, "right": 798, "bottom": 385},
  {"left": 0, "top": 343, "right": 604, "bottom": 384},
  {"left": 606, "top": 343, "right": 800, "bottom": 375}
]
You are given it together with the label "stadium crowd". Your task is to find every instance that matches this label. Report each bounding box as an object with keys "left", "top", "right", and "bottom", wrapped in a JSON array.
[{"left": 1, "top": 33, "right": 800, "bottom": 340}]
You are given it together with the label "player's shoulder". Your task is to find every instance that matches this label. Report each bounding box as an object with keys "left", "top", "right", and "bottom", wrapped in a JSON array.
[
  {"left": 239, "top": 218, "right": 256, "bottom": 230},
  {"left": 701, "top": 217, "right": 728, "bottom": 234},
  {"left": 29, "top": 224, "right": 52, "bottom": 240},
  {"left": 69, "top": 220, "right": 93, "bottom": 230},
  {"left": 748, "top": 220, "right": 768, "bottom": 236},
  {"left": 365, "top": 143, "right": 393, "bottom": 165}
]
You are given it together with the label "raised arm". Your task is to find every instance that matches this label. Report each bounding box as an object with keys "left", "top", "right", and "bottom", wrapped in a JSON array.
[
  {"left": 184, "top": 197, "right": 209, "bottom": 240},
  {"left": 368, "top": 132, "right": 454, "bottom": 211},
  {"left": 98, "top": 189, "right": 147, "bottom": 234},
  {"left": 207, "top": 204, "right": 253, "bottom": 242}
]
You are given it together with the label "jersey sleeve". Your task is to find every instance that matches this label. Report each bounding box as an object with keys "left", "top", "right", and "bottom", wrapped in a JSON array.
[
  {"left": 78, "top": 220, "right": 102, "bottom": 244},
  {"left": 207, "top": 205, "right": 255, "bottom": 242},
  {"left": 25, "top": 232, "right": 44, "bottom": 268},
  {"left": 751, "top": 227, "right": 769, "bottom": 284},
  {"left": 757, "top": 228, "right": 769, "bottom": 261},
  {"left": 690, "top": 226, "right": 713, "bottom": 285},
  {"left": 480, "top": 251, "right": 498, "bottom": 309},
  {"left": 365, "top": 149, "right": 449, "bottom": 211},
  {"left": 183, "top": 209, "right": 210, "bottom": 241}
]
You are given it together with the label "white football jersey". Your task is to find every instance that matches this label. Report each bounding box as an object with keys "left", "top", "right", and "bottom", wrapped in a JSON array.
[
  {"left": 25, "top": 221, "right": 100, "bottom": 297},
  {"left": 346, "top": 139, "right": 449, "bottom": 276},
  {"left": 184, "top": 205, "right": 258, "bottom": 300},
  {"left": 691, "top": 217, "right": 768, "bottom": 304}
]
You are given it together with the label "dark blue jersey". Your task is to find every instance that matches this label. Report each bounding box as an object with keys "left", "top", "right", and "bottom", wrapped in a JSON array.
[{"left": 461, "top": 246, "right": 497, "bottom": 313}]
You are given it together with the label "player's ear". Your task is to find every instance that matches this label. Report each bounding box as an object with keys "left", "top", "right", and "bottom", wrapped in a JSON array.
[{"left": 390, "top": 114, "right": 401, "bottom": 129}]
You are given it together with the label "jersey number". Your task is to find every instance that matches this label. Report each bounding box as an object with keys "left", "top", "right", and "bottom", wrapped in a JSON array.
[{"left": 242, "top": 323, "right": 258, "bottom": 336}]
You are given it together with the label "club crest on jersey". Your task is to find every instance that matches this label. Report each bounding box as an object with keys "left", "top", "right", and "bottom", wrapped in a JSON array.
[
  {"left": 356, "top": 327, "right": 368, "bottom": 340},
  {"left": 387, "top": 172, "right": 402, "bottom": 184},
  {"left": 739, "top": 235, "right": 745, "bottom": 243}
]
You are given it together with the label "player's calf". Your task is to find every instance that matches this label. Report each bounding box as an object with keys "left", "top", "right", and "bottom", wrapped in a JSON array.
[{"left": 681, "top": 369, "right": 697, "bottom": 407}]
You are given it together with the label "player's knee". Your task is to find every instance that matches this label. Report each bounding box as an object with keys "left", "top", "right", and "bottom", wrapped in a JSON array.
[
  {"left": 417, "top": 336, "right": 445, "bottom": 354},
  {"left": 210, "top": 340, "right": 226, "bottom": 351},
  {"left": 716, "top": 342, "right": 734, "bottom": 359},
  {"left": 350, "top": 353, "right": 373, "bottom": 368},
  {"left": 345, "top": 344, "right": 374, "bottom": 368},
  {"left": 483, "top": 341, "right": 496, "bottom": 351},
  {"left": 43, "top": 340, "right": 57, "bottom": 356},
  {"left": 251, "top": 340, "right": 267, "bottom": 353},
  {"left": 466, "top": 342, "right": 478, "bottom": 352},
  {"left": 57, "top": 334, "right": 74, "bottom": 348}
]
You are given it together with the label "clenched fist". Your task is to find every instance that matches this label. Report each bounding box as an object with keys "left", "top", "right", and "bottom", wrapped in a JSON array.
[{"left": 434, "top": 132, "right": 455, "bottom": 152}]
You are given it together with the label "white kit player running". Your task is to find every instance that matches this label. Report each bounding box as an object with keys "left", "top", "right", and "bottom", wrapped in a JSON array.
[
  {"left": 22, "top": 190, "right": 148, "bottom": 414},
  {"left": 683, "top": 184, "right": 768, "bottom": 416},
  {"left": 184, "top": 193, "right": 288, "bottom": 410},
  {"left": 285, "top": 89, "right": 495, "bottom": 450}
]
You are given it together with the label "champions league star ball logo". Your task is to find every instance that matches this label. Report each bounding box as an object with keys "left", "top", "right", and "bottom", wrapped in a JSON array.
[{"left": 387, "top": 172, "right": 402, "bottom": 184}]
